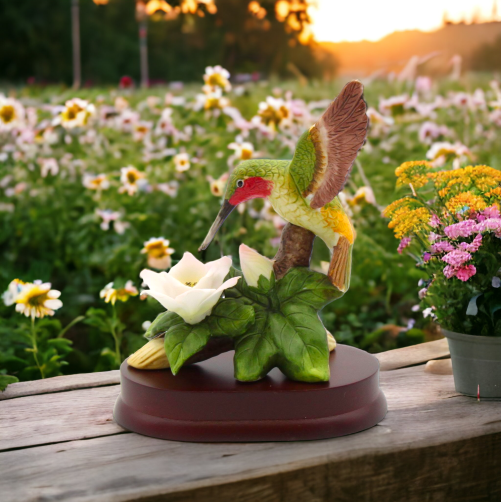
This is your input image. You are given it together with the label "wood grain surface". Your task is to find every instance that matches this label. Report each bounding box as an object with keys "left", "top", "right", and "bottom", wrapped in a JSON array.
[{"left": 1, "top": 341, "right": 499, "bottom": 502}]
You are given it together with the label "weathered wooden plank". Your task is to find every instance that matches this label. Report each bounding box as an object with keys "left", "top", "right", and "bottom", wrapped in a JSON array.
[
  {"left": 0, "top": 339, "right": 449, "bottom": 402},
  {"left": 375, "top": 338, "right": 450, "bottom": 371},
  {"left": 0, "top": 365, "right": 458, "bottom": 452},
  {"left": 0, "top": 370, "right": 120, "bottom": 401},
  {"left": 0, "top": 385, "right": 124, "bottom": 451},
  {"left": 0, "top": 391, "right": 499, "bottom": 502}
]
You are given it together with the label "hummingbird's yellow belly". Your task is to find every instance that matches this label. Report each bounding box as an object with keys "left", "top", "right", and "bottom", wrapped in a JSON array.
[{"left": 269, "top": 177, "right": 355, "bottom": 249}]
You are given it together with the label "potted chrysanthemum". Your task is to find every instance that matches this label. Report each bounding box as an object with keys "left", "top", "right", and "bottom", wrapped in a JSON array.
[{"left": 385, "top": 161, "right": 501, "bottom": 398}]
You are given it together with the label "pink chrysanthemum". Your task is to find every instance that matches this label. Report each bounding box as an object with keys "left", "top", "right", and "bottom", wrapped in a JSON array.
[
  {"left": 479, "top": 206, "right": 500, "bottom": 220},
  {"left": 458, "top": 234, "right": 482, "bottom": 253},
  {"left": 397, "top": 237, "right": 412, "bottom": 254},
  {"left": 431, "top": 241, "right": 455, "bottom": 253},
  {"left": 456, "top": 265, "right": 477, "bottom": 282},
  {"left": 444, "top": 220, "right": 479, "bottom": 239},
  {"left": 443, "top": 265, "right": 456, "bottom": 279},
  {"left": 442, "top": 250, "right": 472, "bottom": 267},
  {"left": 479, "top": 218, "right": 501, "bottom": 233},
  {"left": 429, "top": 214, "right": 441, "bottom": 228}
]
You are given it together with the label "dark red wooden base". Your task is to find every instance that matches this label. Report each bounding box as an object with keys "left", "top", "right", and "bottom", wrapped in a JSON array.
[{"left": 114, "top": 344, "right": 387, "bottom": 442}]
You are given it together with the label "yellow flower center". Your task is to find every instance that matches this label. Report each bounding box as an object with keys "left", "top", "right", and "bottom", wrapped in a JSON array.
[
  {"left": 206, "top": 73, "right": 227, "bottom": 88},
  {"left": 146, "top": 241, "right": 169, "bottom": 258},
  {"left": 185, "top": 281, "right": 198, "bottom": 287},
  {"left": 241, "top": 148, "right": 253, "bottom": 160},
  {"left": 205, "top": 97, "right": 221, "bottom": 110},
  {"left": 127, "top": 171, "right": 139, "bottom": 183},
  {"left": 259, "top": 105, "right": 289, "bottom": 127},
  {"left": 15, "top": 285, "right": 49, "bottom": 307},
  {"left": 0, "top": 105, "right": 15, "bottom": 123},
  {"left": 62, "top": 104, "right": 81, "bottom": 121}
]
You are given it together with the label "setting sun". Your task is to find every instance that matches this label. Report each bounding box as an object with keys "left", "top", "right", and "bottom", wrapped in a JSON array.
[{"left": 311, "top": 0, "right": 500, "bottom": 42}]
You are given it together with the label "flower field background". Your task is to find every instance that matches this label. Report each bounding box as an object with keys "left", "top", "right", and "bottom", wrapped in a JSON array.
[{"left": 1, "top": 72, "right": 501, "bottom": 383}]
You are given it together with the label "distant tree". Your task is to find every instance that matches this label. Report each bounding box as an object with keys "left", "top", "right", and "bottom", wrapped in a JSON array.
[
  {"left": 471, "top": 34, "right": 501, "bottom": 71},
  {"left": 0, "top": 0, "right": 335, "bottom": 86}
]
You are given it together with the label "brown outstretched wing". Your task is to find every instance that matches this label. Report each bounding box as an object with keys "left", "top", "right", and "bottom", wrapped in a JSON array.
[{"left": 290, "top": 81, "right": 369, "bottom": 210}]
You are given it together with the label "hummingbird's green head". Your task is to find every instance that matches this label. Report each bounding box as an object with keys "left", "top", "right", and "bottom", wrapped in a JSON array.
[{"left": 199, "top": 160, "right": 274, "bottom": 251}]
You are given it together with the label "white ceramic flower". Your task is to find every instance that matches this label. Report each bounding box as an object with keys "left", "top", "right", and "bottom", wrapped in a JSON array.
[
  {"left": 140, "top": 252, "right": 240, "bottom": 325},
  {"left": 239, "top": 244, "right": 274, "bottom": 288}
]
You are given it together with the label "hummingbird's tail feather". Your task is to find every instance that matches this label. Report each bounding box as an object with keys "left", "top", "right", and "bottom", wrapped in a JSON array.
[{"left": 327, "top": 236, "right": 352, "bottom": 293}]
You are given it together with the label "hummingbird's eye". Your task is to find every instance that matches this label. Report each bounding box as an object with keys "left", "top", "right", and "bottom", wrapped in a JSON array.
[{"left": 236, "top": 179, "right": 245, "bottom": 188}]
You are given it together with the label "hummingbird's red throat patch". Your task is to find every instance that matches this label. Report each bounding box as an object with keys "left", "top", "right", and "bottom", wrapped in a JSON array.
[{"left": 229, "top": 177, "right": 273, "bottom": 205}]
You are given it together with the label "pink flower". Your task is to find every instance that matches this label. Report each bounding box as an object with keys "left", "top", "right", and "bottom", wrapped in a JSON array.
[
  {"left": 456, "top": 265, "right": 477, "bottom": 282},
  {"left": 479, "top": 206, "right": 500, "bottom": 220},
  {"left": 458, "top": 234, "right": 482, "bottom": 252},
  {"left": 429, "top": 231, "right": 441, "bottom": 242},
  {"left": 431, "top": 241, "right": 455, "bottom": 253},
  {"left": 444, "top": 220, "right": 479, "bottom": 239},
  {"left": 418, "top": 287, "right": 428, "bottom": 299},
  {"left": 443, "top": 265, "right": 456, "bottom": 279},
  {"left": 479, "top": 218, "right": 501, "bottom": 233},
  {"left": 429, "top": 214, "right": 441, "bottom": 228},
  {"left": 442, "top": 250, "right": 472, "bottom": 267},
  {"left": 423, "top": 252, "right": 432, "bottom": 262},
  {"left": 397, "top": 237, "right": 412, "bottom": 254}
]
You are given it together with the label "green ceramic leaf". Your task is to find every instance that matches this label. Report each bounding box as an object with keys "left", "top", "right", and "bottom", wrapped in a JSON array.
[
  {"left": 164, "top": 322, "right": 211, "bottom": 375},
  {"left": 233, "top": 308, "right": 277, "bottom": 381},
  {"left": 225, "top": 267, "right": 270, "bottom": 307},
  {"left": 269, "top": 302, "right": 330, "bottom": 382},
  {"left": 207, "top": 299, "right": 255, "bottom": 337},
  {"left": 0, "top": 375, "right": 19, "bottom": 392},
  {"left": 276, "top": 267, "right": 343, "bottom": 310},
  {"left": 145, "top": 311, "right": 184, "bottom": 340}
]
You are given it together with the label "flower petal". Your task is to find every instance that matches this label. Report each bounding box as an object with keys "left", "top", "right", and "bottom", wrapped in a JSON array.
[
  {"left": 168, "top": 252, "right": 207, "bottom": 285},
  {"left": 194, "top": 256, "right": 231, "bottom": 289},
  {"left": 45, "top": 299, "right": 63, "bottom": 310},
  {"left": 239, "top": 244, "right": 274, "bottom": 287},
  {"left": 140, "top": 269, "right": 189, "bottom": 298},
  {"left": 173, "top": 288, "right": 219, "bottom": 324},
  {"left": 142, "top": 289, "right": 180, "bottom": 312}
]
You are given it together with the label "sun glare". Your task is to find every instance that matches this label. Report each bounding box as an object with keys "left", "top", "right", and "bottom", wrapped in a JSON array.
[{"left": 311, "top": 0, "right": 500, "bottom": 43}]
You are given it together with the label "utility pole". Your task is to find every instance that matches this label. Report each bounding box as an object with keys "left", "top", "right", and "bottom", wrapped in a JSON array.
[
  {"left": 136, "top": 1, "right": 149, "bottom": 88},
  {"left": 71, "top": 0, "right": 81, "bottom": 89}
]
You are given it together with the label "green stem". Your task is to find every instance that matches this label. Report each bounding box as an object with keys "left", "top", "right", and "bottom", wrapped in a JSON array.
[
  {"left": 111, "top": 304, "right": 121, "bottom": 367},
  {"left": 31, "top": 317, "right": 45, "bottom": 379},
  {"left": 58, "top": 315, "right": 85, "bottom": 338}
]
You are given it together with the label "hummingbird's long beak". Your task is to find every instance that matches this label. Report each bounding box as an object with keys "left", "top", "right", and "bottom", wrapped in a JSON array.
[{"left": 198, "top": 199, "right": 236, "bottom": 251}]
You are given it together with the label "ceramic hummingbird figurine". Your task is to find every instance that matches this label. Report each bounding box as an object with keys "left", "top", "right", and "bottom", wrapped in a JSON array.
[{"left": 199, "top": 81, "right": 369, "bottom": 292}]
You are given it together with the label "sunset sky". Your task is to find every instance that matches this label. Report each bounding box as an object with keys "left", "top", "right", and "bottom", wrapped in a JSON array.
[{"left": 311, "top": 0, "right": 500, "bottom": 43}]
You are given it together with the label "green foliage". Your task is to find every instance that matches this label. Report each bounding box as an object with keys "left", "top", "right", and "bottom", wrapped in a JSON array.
[
  {"left": 0, "top": 317, "right": 74, "bottom": 381},
  {"left": 159, "top": 267, "right": 336, "bottom": 382},
  {"left": 0, "top": 374, "right": 18, "bottom": 392},
  {"left": 3, "top": 75, "right": 501, "bottom": 382}
]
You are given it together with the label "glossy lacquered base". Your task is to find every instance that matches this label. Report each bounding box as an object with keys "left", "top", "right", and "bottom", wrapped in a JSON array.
[{"left": 114, "top": 344, "right": 387, "bottom": 442}]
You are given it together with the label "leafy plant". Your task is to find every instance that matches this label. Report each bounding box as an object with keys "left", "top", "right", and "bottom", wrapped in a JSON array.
[{"left": 146, "top": 266, "right": 341, "bottom": 382}]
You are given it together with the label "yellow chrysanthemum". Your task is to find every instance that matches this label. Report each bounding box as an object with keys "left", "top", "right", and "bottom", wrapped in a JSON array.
[
  {"left": 431, "top": 165, "right": 501, "bottom": 197},
  {"left": 445, "top": 191, "right": 487, "bottom": 214},
  {"left": 486, "top": 187, "right": 501, "bottom": 199},
  {"left": 384, "top": 198, "right": 431, "bottom": 239},
  {"left": 387, "top": 207, "right": 431, "bottom": 239},
  {"left": 395, "top": 160, "right": 432, "bottom": 189}
]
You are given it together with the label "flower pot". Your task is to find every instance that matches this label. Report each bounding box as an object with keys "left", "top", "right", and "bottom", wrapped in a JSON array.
[{"left": 443, "top": 329, "right": 501, "bottom": 399}]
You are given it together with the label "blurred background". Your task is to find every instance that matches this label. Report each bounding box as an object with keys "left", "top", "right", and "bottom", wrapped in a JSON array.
[
  {"left": 2, "top": 0, "right": 501, "bottom": 86},
  {"left": 1, "top": 0, "right": 501, "bottom": 383}
]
